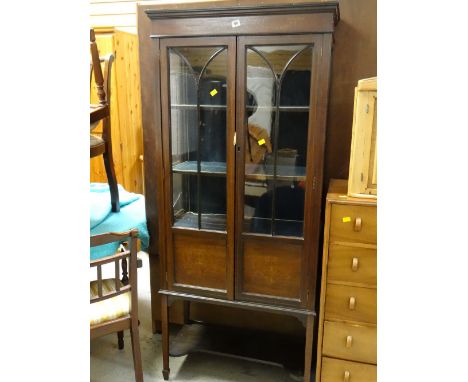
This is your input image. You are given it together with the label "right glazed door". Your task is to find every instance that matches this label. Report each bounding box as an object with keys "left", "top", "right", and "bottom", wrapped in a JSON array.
[{"left": 235, "top": 34, "right": 325, "bottom": 308}]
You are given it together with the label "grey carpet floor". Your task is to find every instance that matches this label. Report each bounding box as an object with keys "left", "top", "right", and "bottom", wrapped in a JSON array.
[{"left": 90, "top": 252, "right": 298, "bottom": 382}]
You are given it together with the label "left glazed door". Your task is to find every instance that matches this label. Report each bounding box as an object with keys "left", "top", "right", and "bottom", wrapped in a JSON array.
[{"left": 160, "top": 37, "right": 236, "bottom": 300}]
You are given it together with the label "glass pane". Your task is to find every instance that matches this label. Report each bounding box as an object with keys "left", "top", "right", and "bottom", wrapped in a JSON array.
[
  {"left": 243, "top": 45, "right": 313, "bottom": 237},
  {"left": 169, "top": 46, "right": 228, "bottom": 231}
]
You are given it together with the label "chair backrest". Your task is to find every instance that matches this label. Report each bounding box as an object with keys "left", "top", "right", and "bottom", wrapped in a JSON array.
[
  {"left": 90, "top": 29, "right": 114, "bottom": 107},
  {"left": 90, "top": 230, "right": 139, "bottom": 312}
]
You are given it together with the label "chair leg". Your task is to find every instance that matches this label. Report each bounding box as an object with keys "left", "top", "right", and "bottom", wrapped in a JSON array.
[
  {"left": 161, "top": 295, "right": 170, "bottom": 380},
  {"left": 130, "top": 321, "right": 144, "bottom": 382},
  {"left": 102, "top": 147, "right": 120, "bottom": 212},
  {"left": 117, "top": 331, "right": 124, "bottom": 350}
]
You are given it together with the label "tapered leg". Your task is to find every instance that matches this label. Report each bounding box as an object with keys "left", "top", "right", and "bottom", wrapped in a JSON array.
[
  {"left": 304, "top": 315, "right": 314, "bottom": 382},
  {"left": 117, "top": 331, "right": 124, "bottom": 350},
  {"left": 161, "top": 294, "right": 170, "bottom": 380},
  {"left": 183, "top": 301, "right": 191, "bottom": 324},
  {"left": 130, "top": 321, "right": 144, "bottom": 382},
  {"left": 102, "top": 142, "right": 120, "bottom": 212},
  {"left": 149, "top": 252, "right": 162, "bottom": 334}
]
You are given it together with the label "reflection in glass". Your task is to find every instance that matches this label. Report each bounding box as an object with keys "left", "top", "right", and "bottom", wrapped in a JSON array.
[
  {"left": 243, "top": 45, "right": 313, "bottom": 237},
  {"left": 169, "top": 47, "right": 228, "bottom": 231}
]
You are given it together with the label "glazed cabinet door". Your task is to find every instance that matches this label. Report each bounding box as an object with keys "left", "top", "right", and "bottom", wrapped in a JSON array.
[
  {"left": 235, "top": 35, "right": 327, "bottom": 308},
  {"left": 160, "top": 37, "right": 236, "bottom": 299}
]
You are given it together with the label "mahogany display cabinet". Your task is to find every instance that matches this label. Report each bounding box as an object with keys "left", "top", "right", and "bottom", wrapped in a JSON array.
[{"left": 137, "top": 1, "right": 340, "bottom": 380}]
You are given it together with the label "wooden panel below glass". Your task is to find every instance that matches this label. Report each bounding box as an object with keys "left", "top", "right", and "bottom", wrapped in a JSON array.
[
  {"left": 172, "top": 231, "right": 228, "bottom": 293},
  {"left": 237, "top": 236, "right": 303, "bottom": 304}
]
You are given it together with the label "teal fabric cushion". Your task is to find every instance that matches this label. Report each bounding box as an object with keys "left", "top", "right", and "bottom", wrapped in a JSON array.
[{"left": 90, "top": 183, "right": 149, "bottom": 260}]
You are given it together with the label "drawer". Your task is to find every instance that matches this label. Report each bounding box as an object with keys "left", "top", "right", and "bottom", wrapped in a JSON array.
[
  {"left": 321, "top": 357, "right": 376, "bottom": 382},
  {"left": 322, "top": 321, "right": 377, "bottom": 364},
  {"left": 330, "top": 204, "right": 376, "bottom": 244},
  {"left": 328, "top": 244, "right": 377, "bottom": 287},
  {"left": 325, "top": 284, "right": 376, "bottom": 324}
]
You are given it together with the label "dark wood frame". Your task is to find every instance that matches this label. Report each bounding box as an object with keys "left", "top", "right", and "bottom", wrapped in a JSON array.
[
  {"left": 137, "top": 2, "right": 339, "bottom": 381},
  {"left": 90, "top": 230, "right": 143, "bottom": 382},
  {"left": 234, "top": 34, "right": 331, "bottom": 310},
  {"left": 159, "top": 36, "right": 236, "bottom": 301}
]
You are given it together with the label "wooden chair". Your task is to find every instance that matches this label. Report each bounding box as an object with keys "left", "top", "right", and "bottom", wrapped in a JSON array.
[
  {"left": 90, "top": 230, "right": 143, "bottom": 382},
  {"left": 90, "top": 28, "right": 120, "bottom": 212}
]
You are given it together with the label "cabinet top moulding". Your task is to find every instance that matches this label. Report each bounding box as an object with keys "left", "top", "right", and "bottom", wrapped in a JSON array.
[
  {"left": 143, "top": 1, "right": 340, "bottom": 21},
  {"left": 139, "top": 1, "right": 339, "bottom": 38}
]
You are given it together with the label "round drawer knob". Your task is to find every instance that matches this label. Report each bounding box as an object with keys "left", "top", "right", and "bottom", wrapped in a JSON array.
[
  {"left": 346, "top": 335, "right": 353, "bottom": 348},
  {"left": 354, "top": 217, "right": 362, "bottom": 232},
  {"left": 349, "top": 296, "right": 356, "bottom": 310},
  {"left": 351, "top": 257, "right": 359, "bottom": 271},
  {"left": 344, "top": 370, "right": 351, "bottom": 382}
]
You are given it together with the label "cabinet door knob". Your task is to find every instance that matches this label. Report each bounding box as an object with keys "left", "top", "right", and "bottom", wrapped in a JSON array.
[
  {"left": 344, "top": 370, "right": 351, "bottom": 382},
  {"left": 349, "top": 296, "right": 356, "bottom": 310},
  {"left": 346, "top": 335, "right": 353, "bottom": 348},
  {"left": 354, "top": 217, "right": 362, "bottom": 232},
  {"left": 351, "top": 257, "right": 359, "bottom": 271}
]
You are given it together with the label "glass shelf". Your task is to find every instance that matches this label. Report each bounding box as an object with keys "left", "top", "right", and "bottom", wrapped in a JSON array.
[
  {"left": 170, "top": 104, "right": 309, "bottom": 112},
  {"left": 174, "top": 211, "right": 227, "bottom": 231},
  {"left": 244, "top": 216, "right": 303, "bottom": 237},
  {"left": 173, "top": 161, "right": 226, "bottom": 176},
  {"left": 171, "top": 104, "right": 226, "bottom": 110},
  {"left": 245, "top": 163, "right": 306, "bottom": 181}
]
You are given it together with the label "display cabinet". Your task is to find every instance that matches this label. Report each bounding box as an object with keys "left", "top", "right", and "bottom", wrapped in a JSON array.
[{"left": 138, "top": 1, "right": 340, "bottom": 380}]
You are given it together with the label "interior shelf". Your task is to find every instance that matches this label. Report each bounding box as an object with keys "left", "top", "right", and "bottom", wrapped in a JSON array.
[
  {"left": 171, "top": 104, "right": 309, "bottom": 112},
  {"left": 173, "top": 211, "right": 302, "bottom": 236},
  {"left": 174, "top": 211, "right": 227, "bottom": 231},
  {"left": 244, "top": 216, "right": 304, "bottom": 237},
  {"left": 173, "top": 161, "right": 305, "bottom": 180},
  {"left": 171, "top": 104, "right": 226, "bottom": 110},
  {"left": 245, "top": 164, "right": 306, "bottom": 181},
  {"left": 173, "top": 161, "right": 226, "bottom": 176}
]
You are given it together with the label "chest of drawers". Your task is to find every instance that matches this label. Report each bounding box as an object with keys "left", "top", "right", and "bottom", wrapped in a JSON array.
[{"left": 316, "top": 179, "right": 377, "bottom": 382}]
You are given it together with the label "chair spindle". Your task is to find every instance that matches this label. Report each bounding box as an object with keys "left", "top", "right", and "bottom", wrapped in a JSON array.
[{"left": 97, "top": 264, "right": 103, "bottom": 297}]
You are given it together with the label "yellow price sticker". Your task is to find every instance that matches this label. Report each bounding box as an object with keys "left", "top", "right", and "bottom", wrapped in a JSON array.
[
  {"left": 210, "top": 89, "right": 218, "bottom": 97},
  {"left": 342, "top": 217, "right": 351, "bottom": 223},
  {"left": 258, "top": 138, "right": 266, "bottom": 146}
]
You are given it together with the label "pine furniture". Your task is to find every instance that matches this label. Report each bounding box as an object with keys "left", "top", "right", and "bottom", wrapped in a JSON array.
[
  {"left": 348, "top": 77, "right": 377, "bottom": 199},
  {"left": 316, "top": 179, "right": 377, "bottom": 382},
  {"left": 90, "top": 27, "right": 145, "bottom": 195},
  {"left": 137, "top": 1, "right": 340, "bottom": 380}
]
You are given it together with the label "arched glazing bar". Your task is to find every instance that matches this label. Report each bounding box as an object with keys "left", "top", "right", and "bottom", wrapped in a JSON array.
[
  {"left": 171, "top": 47, "right": 227, "bottom": 229},
  {"left": 170, "top": 48, "right": 199, "bottom": 81},
  {"left": 245, "top": 47, "right": 277, "bottom": 175},
  {"left": 246, "top": 44, "right": 312, "bottom": 235},
  {"left": 270, "top": 45, "right": 312, "bottom": 235},
  {"left": 195, "top": 47, "right": 227, "bottom": 229}
]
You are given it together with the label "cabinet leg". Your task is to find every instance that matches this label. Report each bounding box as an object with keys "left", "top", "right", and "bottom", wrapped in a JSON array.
[
  {"left": 152, "top": 319, "right": 162, "bottom": 334},
  {"left": 183, "top": 300, "right": 191, "bottom": 324},
  {"left": 117, "top": 331, "right": 124, "bottom": 349},
  {"left": 161, "top": 294, "right": 170, "bottom": 380},
  {"left": 304, "top": 315, "right": 314, "bottom": 382}
]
